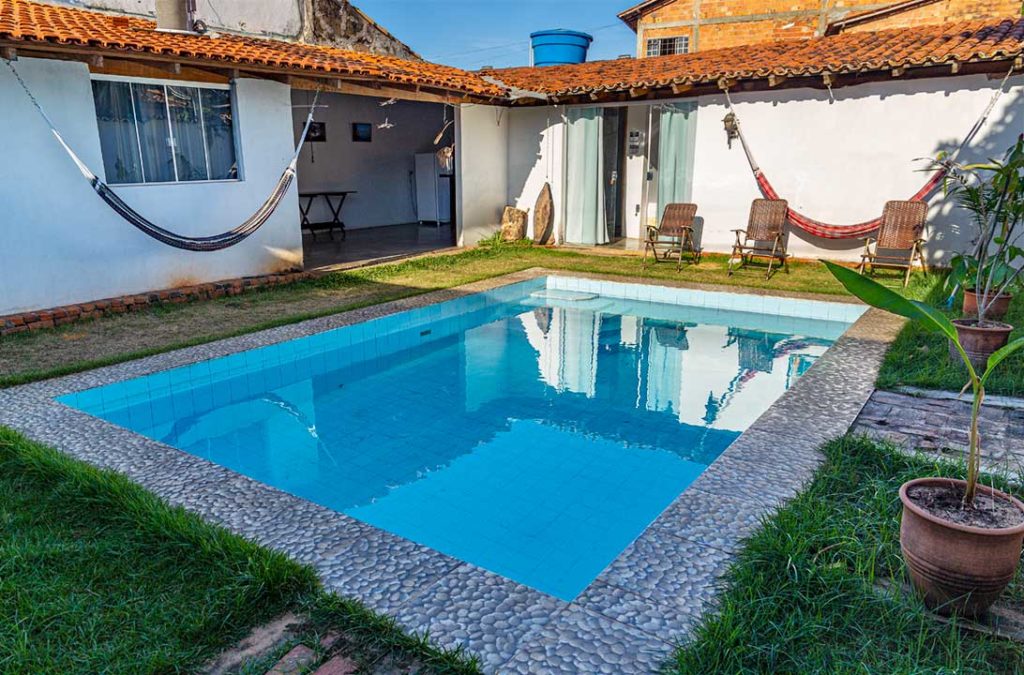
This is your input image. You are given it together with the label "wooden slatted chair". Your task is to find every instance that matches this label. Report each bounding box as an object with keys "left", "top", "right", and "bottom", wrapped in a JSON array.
[
  {"left": 859, "top": 200, "right": 928, "bottom": 288},
  {"left": 728, "top": 199, "right": 789, "bottom": 280},
  {"left": 643, "top": 203, "right": 702, "bottom": 270}
]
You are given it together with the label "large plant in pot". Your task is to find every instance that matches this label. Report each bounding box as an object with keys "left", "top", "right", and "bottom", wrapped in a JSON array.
[
  {"left": 938, "top": 138, "right": 1024, "bottom": 368},
  {"left": 825, "top": 260, "right": 1024, "bottom": 617}
]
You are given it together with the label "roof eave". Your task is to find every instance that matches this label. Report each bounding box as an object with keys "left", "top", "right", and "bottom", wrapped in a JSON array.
[
  {"left": 0, "top": 36, "right": 507, "bottom": 103},
  {"left": 510, "top": 56, "right": 1022, "bottom": 106}
]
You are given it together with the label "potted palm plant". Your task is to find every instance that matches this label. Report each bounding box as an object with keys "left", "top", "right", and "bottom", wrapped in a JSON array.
[
  {"left": 938, "top": 138, "right": 1024, "bottom": 367},
  {"left": 825, "top": 260, "right": 1024, "bottom": 617}
]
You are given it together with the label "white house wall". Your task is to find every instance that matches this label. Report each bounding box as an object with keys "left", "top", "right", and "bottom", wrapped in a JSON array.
[
  {"left": 504, "top": 74, "right": 1024, "bottom": 263},
  {"left": 507, "top": 106, "right": 566, "bottom": 241},
  {"left": 0, "top": 57, "right": 301, "bottom": 315},
  {"left": 292, "top": 92, "right": 448, "bottom": 229},
  {"left": 456, "top": 105, "right": 509, "bottom": 246},
  {"left": 690, "top": 74, "right": 1024, "bottom": 263}
]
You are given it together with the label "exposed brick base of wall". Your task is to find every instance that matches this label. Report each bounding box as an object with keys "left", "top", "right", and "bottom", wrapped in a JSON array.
[{"left": 1, "top": 270, "right": 317, "bottom": 336}]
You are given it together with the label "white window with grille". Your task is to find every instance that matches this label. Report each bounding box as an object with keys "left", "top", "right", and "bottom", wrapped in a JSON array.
[
  {"left": 90, "top": 77, "right": 240, "bottom": 185},
  {"left": 645, "top": 36, "right": 690, "bottom": 57}
]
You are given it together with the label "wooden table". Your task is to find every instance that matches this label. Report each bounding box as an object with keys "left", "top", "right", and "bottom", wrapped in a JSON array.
[{"left": 299, "top": 191, "right": 356, "bottom": 241}]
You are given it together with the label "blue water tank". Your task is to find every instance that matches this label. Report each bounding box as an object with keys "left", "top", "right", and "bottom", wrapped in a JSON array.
[{"left": 530, "top": 29, "right": 593, "bottom": 67}]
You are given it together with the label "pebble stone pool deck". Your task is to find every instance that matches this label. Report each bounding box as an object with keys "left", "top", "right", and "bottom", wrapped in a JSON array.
[{"left": 0, "top": 269, "right": 903, "bottom": 673}]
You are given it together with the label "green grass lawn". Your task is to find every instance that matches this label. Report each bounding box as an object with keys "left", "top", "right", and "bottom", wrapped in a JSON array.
[
  {"left": 674, "top": 436, "right": 1024, "bottom": 674},
  {"left": 0, "top": 243, "right": 937, "bottom": 388},
  {"left": 877, "top": 286, "right": 1024, "bottom": 397},
  {"left": 0, "top": 428, "right": 477, "bottom": 674}
]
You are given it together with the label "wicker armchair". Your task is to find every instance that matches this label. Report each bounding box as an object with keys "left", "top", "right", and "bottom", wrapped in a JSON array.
[
  {"left": 859, "top": 200, "right": 928, "bottom": 288},
  {"left": 643, "top": 203, "right": 701, "bottom": 270},
  {"left": 728, "top": 199, "right": 789, "bottom": 280}
]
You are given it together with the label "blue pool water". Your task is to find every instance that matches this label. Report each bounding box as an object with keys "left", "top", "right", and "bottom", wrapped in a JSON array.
[{"left": 60, "top": 277, "right": 863, "bottom": 600}]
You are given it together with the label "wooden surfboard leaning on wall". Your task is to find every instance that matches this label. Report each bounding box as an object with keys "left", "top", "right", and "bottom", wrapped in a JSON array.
[{"left": 533, "top": 182, "right": 555, "bottom": 245}]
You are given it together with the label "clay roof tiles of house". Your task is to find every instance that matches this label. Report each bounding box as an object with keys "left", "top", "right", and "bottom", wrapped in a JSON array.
[
  {"left": 490, "top": 17, "right": 1024, "bottom": 98},
  {"left": 0, "top": 0, "right": 504, "bottom": 98}
]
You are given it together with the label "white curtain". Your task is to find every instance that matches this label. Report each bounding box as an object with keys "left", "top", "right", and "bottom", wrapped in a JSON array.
[
  {"left": 657, "top": 102, "right": 698, "bottom": 222},
  {"left": 91, "top": 80, "right": 144, "bottom": 185},
  {"left": 564, "top": 108, "right": 608, "bottom": 245}
]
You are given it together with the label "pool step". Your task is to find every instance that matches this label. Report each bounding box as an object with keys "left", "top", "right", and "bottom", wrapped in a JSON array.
[{"left": 529, "top": 289, "right": 599, "bottom": 302}]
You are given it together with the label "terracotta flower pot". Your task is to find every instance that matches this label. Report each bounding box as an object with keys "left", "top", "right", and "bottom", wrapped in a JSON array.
[
  {"left": 948, "top": 318, "right": 1013, "bottom": 370},
  {"left": 963, "top": 289, "right": 1014, "bottom": 322},
  {"left": 900, "top": 478, "right": 1024, "bottom": 617}
]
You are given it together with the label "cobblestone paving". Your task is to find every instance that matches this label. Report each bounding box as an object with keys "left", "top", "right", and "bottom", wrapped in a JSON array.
[
  {"left": 0, "top": 270, "right": 902, "bottom": 673},
  {"left": 852, "top": 389, "right": 1024, "bottom": 478}
]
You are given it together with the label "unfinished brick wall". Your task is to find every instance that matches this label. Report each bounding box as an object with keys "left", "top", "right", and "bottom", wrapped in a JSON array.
[
  {"left": 632, "top": 0, "right": 1022, "bottom": 55},
  {"left": 843, "top": 0, "right": 1022, "bottom": 32}
]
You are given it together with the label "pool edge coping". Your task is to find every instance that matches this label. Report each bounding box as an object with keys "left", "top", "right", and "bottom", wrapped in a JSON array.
[{"left": 0, "top": 269, "right": 904, "bottom": 674}]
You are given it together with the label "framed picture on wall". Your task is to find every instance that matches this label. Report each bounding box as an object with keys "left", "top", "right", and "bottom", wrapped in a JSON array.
[
  {"left": 352, "top": 123, "right": 372, "bottom": 143},
  {"left": 306, "top": 122, "right": 327, "bottom": 143}
]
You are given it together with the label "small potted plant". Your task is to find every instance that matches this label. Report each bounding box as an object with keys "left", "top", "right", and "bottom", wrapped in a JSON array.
[
  {"left": 826, "top": 260, "right": 1024, "bottom": 617},
  {"left": 937, "top": 138, "right": 1024, "bottom": 367}
]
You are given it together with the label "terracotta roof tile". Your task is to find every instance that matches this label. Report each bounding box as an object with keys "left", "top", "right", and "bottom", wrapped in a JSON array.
[
  {"left": 490, "top": 18, "right": 1024, "bottom": 98},
  {"left": 0, "top": 0, "right": 503, "bottom": 97}
]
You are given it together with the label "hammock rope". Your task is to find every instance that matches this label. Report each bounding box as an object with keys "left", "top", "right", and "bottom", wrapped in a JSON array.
[
  {"left": 4, "top": 57, "right": 320, "bottom": 252},
  {"left": 722, "top": 67, "right": 1014, "bottom": 240}
]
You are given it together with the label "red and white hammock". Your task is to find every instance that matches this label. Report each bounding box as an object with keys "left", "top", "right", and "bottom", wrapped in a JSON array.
[{"left": 723, "top": 69, "right": 1012, "bottom": 240}]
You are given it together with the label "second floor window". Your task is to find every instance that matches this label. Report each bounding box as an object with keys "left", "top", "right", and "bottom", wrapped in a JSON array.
[
  {"left": 91, "top": 79, "right": 239, "bottom": 185},
  {"left": 646, "top": 36, "right": 690, "bottom": 57}
]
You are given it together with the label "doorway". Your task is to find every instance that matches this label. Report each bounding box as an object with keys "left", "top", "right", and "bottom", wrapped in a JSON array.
[
  {"left": 602, "top": 107, "right": 628, "bottom": 242},
  {"left": 291, "top": 90, "right": 458, "bottom": 271}
]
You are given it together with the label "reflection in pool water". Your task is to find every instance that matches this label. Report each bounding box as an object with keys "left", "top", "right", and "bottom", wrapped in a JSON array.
[{"left": 62, "top": 288, "right": 847, "bottom": 600}]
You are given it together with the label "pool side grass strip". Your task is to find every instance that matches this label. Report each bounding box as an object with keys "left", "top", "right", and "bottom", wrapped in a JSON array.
[
  {"left": 876, "top": 287, "right": 1024, "bottom": 397},
  {"left": 0, "top": 427, "right": 479, "bottom": 674},
  {"left": 673, "top": 435, "right": 1024, "bottom": 674},
  {"left": 1, "top": 243, "right": 937, "bottom": 389}
]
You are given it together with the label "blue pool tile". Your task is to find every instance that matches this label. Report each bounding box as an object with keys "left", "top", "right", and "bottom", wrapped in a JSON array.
[{"left": 61, "top": 277, "right": 856, "bottom": 602}]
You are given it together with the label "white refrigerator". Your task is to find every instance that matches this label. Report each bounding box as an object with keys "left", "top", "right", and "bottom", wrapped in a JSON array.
[{"left": 414, "top": 152, "right": 452, "bottom": 225}]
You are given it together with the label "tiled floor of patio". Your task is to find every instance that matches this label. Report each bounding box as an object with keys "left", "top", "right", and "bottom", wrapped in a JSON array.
[{"left": 303, "top": 223, "right": 456, "bottom": 271}]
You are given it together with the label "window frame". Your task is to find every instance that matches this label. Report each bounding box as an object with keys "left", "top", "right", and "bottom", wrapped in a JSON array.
[
  {"left": 645, "top": 36, "right": 690, "bottom": 57},
  {"left": 90, "top": 74, "right": 243, "bottom": 186}
]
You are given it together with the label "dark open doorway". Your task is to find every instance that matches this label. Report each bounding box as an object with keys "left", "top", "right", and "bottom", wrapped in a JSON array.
[{"left": 602, "top": 106, "right": 628, "bottom": 242}]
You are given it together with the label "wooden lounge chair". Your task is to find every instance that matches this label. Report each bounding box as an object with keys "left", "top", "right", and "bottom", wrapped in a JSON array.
[
  {"left": 728, "top": 199, "right": 789, "bottom": 280},
  {"left": 643, "top": 203, "right": 702, "bottom": 270},
  {"left": 858, "top": 200, "right": 928, "bottom": 288}
]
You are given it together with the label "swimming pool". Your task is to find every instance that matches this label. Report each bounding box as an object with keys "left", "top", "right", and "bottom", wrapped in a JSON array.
[{"left": 59, "top": 277, "right": 864, "bottom": 601}]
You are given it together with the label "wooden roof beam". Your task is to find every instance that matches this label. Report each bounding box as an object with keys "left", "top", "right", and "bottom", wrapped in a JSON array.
[
  {"left": 1, "top": 46, "right": 16, "bottom": 61},
  {"left": 768, "top": 73, "right": 787, "bottom": 87}
]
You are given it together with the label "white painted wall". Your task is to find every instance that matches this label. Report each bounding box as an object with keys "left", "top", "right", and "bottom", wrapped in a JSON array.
[
  {"left": 292, "top": 92, "right": 448, "bottom": 229},
  {"left": 687, "top": 74, "right": 1024, "bottom": 263},
  {"left": 504, "top": 74, "right": 1024, "bottom": 263},
  {"left": 506, "top": 106, "right": 565, "bottom": 241},
  {"left": 456, "top": 105, "right": 509, "bottom": 246},
  {"left": 0, "top": 57, "right": 301, "bottom": 315}
]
